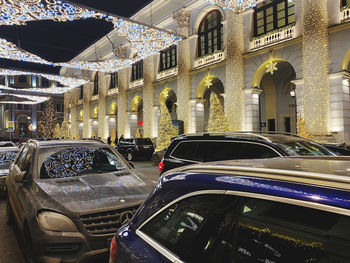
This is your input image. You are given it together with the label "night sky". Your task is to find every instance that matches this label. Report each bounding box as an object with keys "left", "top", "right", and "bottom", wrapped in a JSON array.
[{"left": 0, "top": 0, "right": 152, "bottom": 73}]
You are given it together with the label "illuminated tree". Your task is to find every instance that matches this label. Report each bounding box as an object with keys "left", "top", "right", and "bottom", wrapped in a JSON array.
[
  {"left": 53, "top": 123, "right": 61, "bottom": 139},
  {"left": 111, "top": 128, "right": 116, "bottom": 146},
  {"left": 38, "top": 97, "right": 57, "bottom": 138},
  {"left": 297, "top": 116, "right": 309, "bottom": 138},
  {"left": 60, "top": 121, "right": 69, "bottom": 139},
  {"left": 157, "top": 102, "right": 177, "bottom": 151},
  {"left": 208, "top": 92, "right": 230, "bottom": 132}
]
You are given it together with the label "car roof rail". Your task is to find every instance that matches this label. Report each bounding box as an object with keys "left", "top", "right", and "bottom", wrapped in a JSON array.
[{"left": 177, "top": 132, "right": 275, "bottom": 142}]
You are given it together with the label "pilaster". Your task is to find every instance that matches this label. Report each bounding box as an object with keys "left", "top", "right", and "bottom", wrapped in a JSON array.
[
  {"left": 173, "top": 8, "right": 191, "bottom": 133},
  {"left": 98, "top": 72, "right": 108, "bottom": 140},
  {"left": 83, "top": 82, "right": 92, "bottom": 138},
  {"left": 143, "top": 55, "right": 155, "bottom": 138},
  {"left": 118, "top": 68, "right": 128, "bottom": 138},
  {"left": 70, "top": 88, "right": 78, "bottom": 139}
]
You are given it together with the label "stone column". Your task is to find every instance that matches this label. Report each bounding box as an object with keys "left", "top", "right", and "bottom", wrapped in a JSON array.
[
  {"left": 225, "top": 12, "right": 245, "bottom": 131},
  {"left": 70, "top": 88, "right": 78, "bottom": 139},
  {"left": 302, "top": 0, "right": 329, "bottom": 135},
  {"left": 244, "top": 88, "right": 260, "bottom": 131},
  {"left": 143, "top": 55, "right": 155, "bottom": 138},
  {"left": 118, "top": 68, "right": 128, "bottom": 138},
  {"left": 173, "top": 9, "right": 191, "bottom": 133},
  {"left": 98, "top": 72, "right": 108, "bottom": 140},
  {"left": 83, "top": 82, "right": 92, "bottom": 138}
]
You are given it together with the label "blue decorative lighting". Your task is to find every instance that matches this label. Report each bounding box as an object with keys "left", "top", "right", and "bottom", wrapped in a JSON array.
[{"left": 207, "top": 0, "right": 265, "bottom": 12}]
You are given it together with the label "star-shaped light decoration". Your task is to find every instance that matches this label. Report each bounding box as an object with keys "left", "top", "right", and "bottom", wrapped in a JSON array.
[
  {"left": 266, "top": 60, "right": 278, "bottom": 75},
  {"left": 204, "top": 76, "right": 213, "bottom": 88}
]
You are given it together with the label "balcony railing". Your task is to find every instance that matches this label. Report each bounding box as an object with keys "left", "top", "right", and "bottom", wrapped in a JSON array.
[
  {"left": 250, "top": 25, "right": 295, "bottom": 51},
  {"left": 341, "top": 7, "right": 350, "bottom": 23},
  {"left": 130, "top": 78, "right": 143, "bottom": 89},
  {"left": 107, "top": 87, "right": 119, "bottom": 96},
  {"left": 194, "top": 51, "right": 226, "bottom": 69},
  {"left": 156, "top": 67, "right": 178, "bottom": 81},
  {"left": 91, "top": 94, "right": 99, "bottom": 101}
]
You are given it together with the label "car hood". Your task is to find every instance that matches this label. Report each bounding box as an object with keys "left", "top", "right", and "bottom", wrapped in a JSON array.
[{"left": 36, "top": 171, "right": 152, "bottom": 215}]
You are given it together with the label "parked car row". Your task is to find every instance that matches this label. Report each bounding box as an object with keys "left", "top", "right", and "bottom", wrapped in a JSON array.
[{"left": 1, "top": 133, "right": 350, "bottom": 263}]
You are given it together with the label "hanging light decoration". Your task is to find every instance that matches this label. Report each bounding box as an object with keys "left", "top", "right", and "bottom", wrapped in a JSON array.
[
  {"left": 0, "top": 38, "right": 51, "bottom": 64},
  {"left": 0, "top": 85, "right": 71, "bottom": 94},
  {"left": 0, "top": 92, "right": 49, "bottom": 104},
  {"left": 207, "top": 0, "right": 265, "bottom": 12},
  {"left": 0, "top": 0, "right": 100, "bottom": 25},
  {"left": 0, "top": 69, "right": 88, "bottom": 88}
]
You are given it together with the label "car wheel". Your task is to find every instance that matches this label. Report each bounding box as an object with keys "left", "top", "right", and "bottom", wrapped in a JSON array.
[
  {"left": 127, "top": 152, "right": 133, "bottom": 161},
  {"left": 6, "top": 196, "right": 13, "bottom": 225}
]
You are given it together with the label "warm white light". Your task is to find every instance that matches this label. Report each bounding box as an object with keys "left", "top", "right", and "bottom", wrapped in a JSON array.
[
  {"left": 0, "top": 93, "right": 49, "bottom": 104},
  {"left": 207, "top": 0, "right": 265, "bottom": 12}
]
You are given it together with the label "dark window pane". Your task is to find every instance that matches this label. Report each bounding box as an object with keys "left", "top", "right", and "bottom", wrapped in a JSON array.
[
  {"left": 140, "top": 194, "right": 222, "bottom": 259},
  {"left": 235, "top": 197, "right": 350, "bottom": 263},
  {"left": 171, "top": 141, "right": 207, "bottom": 162}
]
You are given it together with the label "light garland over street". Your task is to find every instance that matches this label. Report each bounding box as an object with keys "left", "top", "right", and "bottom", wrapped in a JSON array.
[
  {"left": 0, "top": 92, "right": 49, "bottom": 104},
  {"left": 207, "top": 0, "right": 265, "bottom": 12},
  {"left": 0, "top": 85, "right": 71, "bottom": 94},
  {"left": 57, "top": 59, "right": 135, "bottom": 73},
  {"left": 0, "top": 38, "right": 51, "bottom": 64}
]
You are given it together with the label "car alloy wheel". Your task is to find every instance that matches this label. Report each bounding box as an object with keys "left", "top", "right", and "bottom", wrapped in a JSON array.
[{"left": 127, "top": 152, "right": 133, "bottom": 161}]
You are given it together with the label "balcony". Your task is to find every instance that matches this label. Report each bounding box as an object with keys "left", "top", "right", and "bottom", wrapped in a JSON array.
[
  {"left": 156, "top": 67, "right": 178, "bottom": 81},
  {"left": 250, "top": 25, "right": 295, "bottom": 51},
  {"left": 107, "top": 87, "right": 119, "bottom": 96},
  {"left": 130, "top": 78, "right": 143, "bottom": 89},
  {"left": 194, "top": 51, "right": 226, "bottom": 69},
  {"left": 91, "top": 94, "right": 99, "bottom": 101},
  {"left": 77, "top": 99, "right": 83, "bottom": 105},
  {"left": 341, "top": 6, "right": 350, "bottom": 23}
]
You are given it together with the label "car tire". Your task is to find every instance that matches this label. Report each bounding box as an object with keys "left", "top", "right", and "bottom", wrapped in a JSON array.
[
  {"left": 6, "top": 196, "right": 13, "bottom": 225},
  {"left": 127, "top": 152, "right": 133, "bottom": 161}
]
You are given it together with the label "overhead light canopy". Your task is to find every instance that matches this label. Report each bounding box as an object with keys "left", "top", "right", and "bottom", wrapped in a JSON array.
[
  {"left": 0, "top": 92, "right": 49, "bottom": 104},
  {"left": 0, "top": 85, "right": 72, "bottom": 94},
  {"left": 207, "top": 0, "right": 265, "bottom": 12}
]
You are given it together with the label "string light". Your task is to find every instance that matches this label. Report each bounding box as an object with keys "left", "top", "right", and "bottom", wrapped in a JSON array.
[
  {"left": 0, "top": 0, "right": 100, "bottom": 26},
  {"left": 57, "top": 59, "right": 135, "bottom": 73},
  {"left": 207, "top": 0, "right": 265, "bottom": 12},
  {"left": 0, "top": 92, "right": 49, "bottom": 104},
  {"left": 0, "top": 38, "right": 51, "bottom": 64},
  {"left": 0, "top": 84, "right": 71, "bottom": 94},
  {"left": 0, "top": 69, "right": 89, "bottom": 88}
]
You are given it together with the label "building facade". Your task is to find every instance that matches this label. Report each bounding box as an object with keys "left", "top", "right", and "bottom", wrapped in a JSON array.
[{"left": 63, "top": 0, "right": 350, "bottom": 143}]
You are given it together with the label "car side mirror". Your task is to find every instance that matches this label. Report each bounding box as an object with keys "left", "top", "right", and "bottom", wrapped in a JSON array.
[
  {"left": 128, "top": 162, "right": 134, "bottom": 169},
  {"left": 14, "top": 170, "right": 27, "bottom": 183}
]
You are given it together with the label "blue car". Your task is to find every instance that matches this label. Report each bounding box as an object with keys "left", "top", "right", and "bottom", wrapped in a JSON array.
[{"left": 109, "top": 157, "right": 350, "bottom": 263}]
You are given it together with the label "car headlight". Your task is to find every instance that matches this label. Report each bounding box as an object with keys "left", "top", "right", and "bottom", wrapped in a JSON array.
[{"left": 37, "top": 211, "right": 78, "bottom": 232}]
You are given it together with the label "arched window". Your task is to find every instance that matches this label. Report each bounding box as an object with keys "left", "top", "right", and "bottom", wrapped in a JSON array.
[
  {"left": 79, "top": 86, "right": 84, "bottom": 100},
  {"left": 254, "top": 0, "right": 295, "bottom": 37},
  {"left": 110, "top": 72, "right": 118, "bottom": 89},
  {"left": 160, "top": 45, "right": 177, "bottom": 71},
  {"left": 342, "top": 0, "right": 350, "bottom": 7},
  {"left": 93, "top": 73, "right": 99, "bottom": 95},
  {"left": 131, "top": 60, "right": 143, "bottom": 81},
  {"left": 198, "top": 10, "right": 223, "bottom": 58}
]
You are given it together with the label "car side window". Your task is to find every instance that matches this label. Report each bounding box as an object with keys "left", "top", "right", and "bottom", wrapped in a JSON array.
[
  {"left": 171, "top": 141, "right": 207, "bottom": 162},
  {"left": 206, "top": 142, "right": 279, "bottom": 162},
  {"left": 140, "top": 194, "right": 223, "bottom": 259},
  {"left": 234, "top": 197, "right": 350, "bottom": 262},
  {"left": 15, "top": 145, "right": 29, "bottom": 170}
]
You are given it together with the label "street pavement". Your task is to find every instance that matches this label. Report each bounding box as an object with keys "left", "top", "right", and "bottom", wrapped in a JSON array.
[{"left": 0, "top": 160, "right": 158, "bottom": 263}]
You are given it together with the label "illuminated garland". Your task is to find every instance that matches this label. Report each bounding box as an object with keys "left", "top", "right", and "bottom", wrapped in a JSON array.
[
  {"left": 0, "top": 0, "right": 99, "bottom": 25},
  {"left": 57, "top": 59, "right": 135, "bottom": 73},
  {"left": 0, "top": 84, "right": 71, "bottom": 94},
  {"left": 0, "top": 69, "right": 88, "bottom": 88},
  {"left": 0, "top": 38, "right": 51, "bottom": 64},
  {"left": 0, "top": 93, "right": 49, "bottom": 104},
  {"left": 207, "top": 0, "right": 265, "bottom": 12}
]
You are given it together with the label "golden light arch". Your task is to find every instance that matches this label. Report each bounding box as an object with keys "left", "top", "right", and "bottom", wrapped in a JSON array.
[
  {"left": 130, "top": 95, "right": 142, "bottom": 112},
  {"left": 158, "top": 87, "right": 175, "bottom": 105},
  {"left": 78, "top": 110, "right": 83, "bottom": 121},
  {"left": 251, "top": 58, "right": 286, "bottom": 88},
  {"left": 196, "top": 74, "right": 217, "bottom": 99},
  {"left": 92, "top": 106, "right": 99, "bottom": 119},
  {"left": 109, "top": 102, "right": 117, "bottom": 115},
  {"left": 341, "top": 49, "right": 350, "bottom": 71}
]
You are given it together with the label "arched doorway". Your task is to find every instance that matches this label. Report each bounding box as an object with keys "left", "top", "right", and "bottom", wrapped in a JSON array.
[
  {"left": 159, "top": 87, "right": 177, "bottom": 120},
  {"left": 195, "top": 74, "right": 225, "bottom": 132},
  {"left": 91, "top": 106, "right": 98, "bottom": 138},
  {"left": 108, "top": 102, "right": 117, "bottom": 138},
  {"left": 254, "top": 59, "right": 297, "bottom": 133},
  {"left": 130, "top": 96, "right": 143, "bottom": 138}
]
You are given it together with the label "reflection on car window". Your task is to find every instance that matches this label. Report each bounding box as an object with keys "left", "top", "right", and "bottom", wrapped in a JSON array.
[
  {"left": 140, "top": 194, "right": 221, "bottom": 259},
  {"left": 39, "top": 147, "right": 125, "bottom": 179},
  {"left": 235, "top": 198, "right": 350, "bottom": 262},
  {"left": 0, "top": 151, "right": 17, "bottom": 169},
  {"left": 278, "top": 141, "right": 333, "bottom": 156}
]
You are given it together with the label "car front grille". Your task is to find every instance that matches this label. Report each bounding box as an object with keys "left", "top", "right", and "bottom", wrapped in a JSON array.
[{"left": 81, "top": 206, "right": 139, "bottom": 235}]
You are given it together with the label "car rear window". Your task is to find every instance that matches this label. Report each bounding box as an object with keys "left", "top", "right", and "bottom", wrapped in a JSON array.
[
  {"left": 278, "top": 141, "right": 335, "bottom": 156},
  {"left": 137, "top": 138, "right": 153, "bottom": 145},
  {"left": 38, "top": 146, "right": 126, "bottom": 179}
]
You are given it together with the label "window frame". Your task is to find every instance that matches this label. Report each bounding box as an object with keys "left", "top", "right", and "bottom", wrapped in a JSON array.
[
  {"left": 79, "top": 86, "right": 84, "bottom": 100},
  {"left": 253, "top": 0, "right": 295, "bottom": 37},
  {"left": 159, "top": 45, "right": 177, "bottom": 72},
  {"left": 342, "top": 0, "right": 350, "bottom": 7},
  {"left": 93, "top": 74, "right": 99, "bottom": 95},
  {"left": 110, "top": 72, "right": 118, "bottom": 89},
  {"left": 131, "top": 60, "right": 143, "bottom": 81},
  {"left": 136, "top": 189, "right": 350, "bottom": 263},
  {"left": 197, "top": 10, "right": 223, "bottom": 58}
]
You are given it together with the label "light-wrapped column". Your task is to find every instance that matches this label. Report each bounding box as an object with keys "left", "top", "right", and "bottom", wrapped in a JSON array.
[
  {"left": 143, "top": 55, "right": 155, "bottom": 138},
  {"left": 173, "top": 9, "right": 191, "bottom": 133},
  {"left": 118, "top": 68, "right": 128, "bottom": 138},
  {"left": 302, "top": 0, "right": 329, "bottom": 135},
  {"left": 83, "top": 82, "right": 92, "bottom": 138},
  {"left": 70, "top": 88, "right": 78, "bottom": 139},
  {"left": 98, "top": 72, "right": 108, "bottom": 140},
  {"left": 225, "top": 11, "right": 244, "bottom": 131}
]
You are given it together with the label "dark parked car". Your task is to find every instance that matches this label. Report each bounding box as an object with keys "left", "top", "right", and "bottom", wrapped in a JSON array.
[
  {"left": 158, "top": 132, "right": 335, "bottom": 174},
  {"left": 109, "top": 157, "right": 350, "bottom": 263},
  {"left": 323, "top": 143, "right": 350, "bottom": 156},
  {"left": 0, "top": 146, "right": 18, "bottom": 194},
  {"left": 152, "top": 148, "right": 166, "bottom": 166},
  {"left": 6, "top": 139, "right": 154, "bottom": 263},
  {"left": 0, "top": 141, "right": 16, "bottom": 147},
  {"left": 117, "top": 138, "right": 154, "bottom": 161}
]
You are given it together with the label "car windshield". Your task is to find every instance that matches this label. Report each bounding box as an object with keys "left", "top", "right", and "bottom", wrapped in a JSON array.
[
  {"left": 137, "top": 138, "right": 153, "bottom": 145},
  {"left": 0, "top": 151, "right": 17, "bottom": 169},
  {"left": 278, "top": 141, "right": 335, "bottom": 156},
  {"left": 38, "top": 146, "right": 126, "bottom": 179}
]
